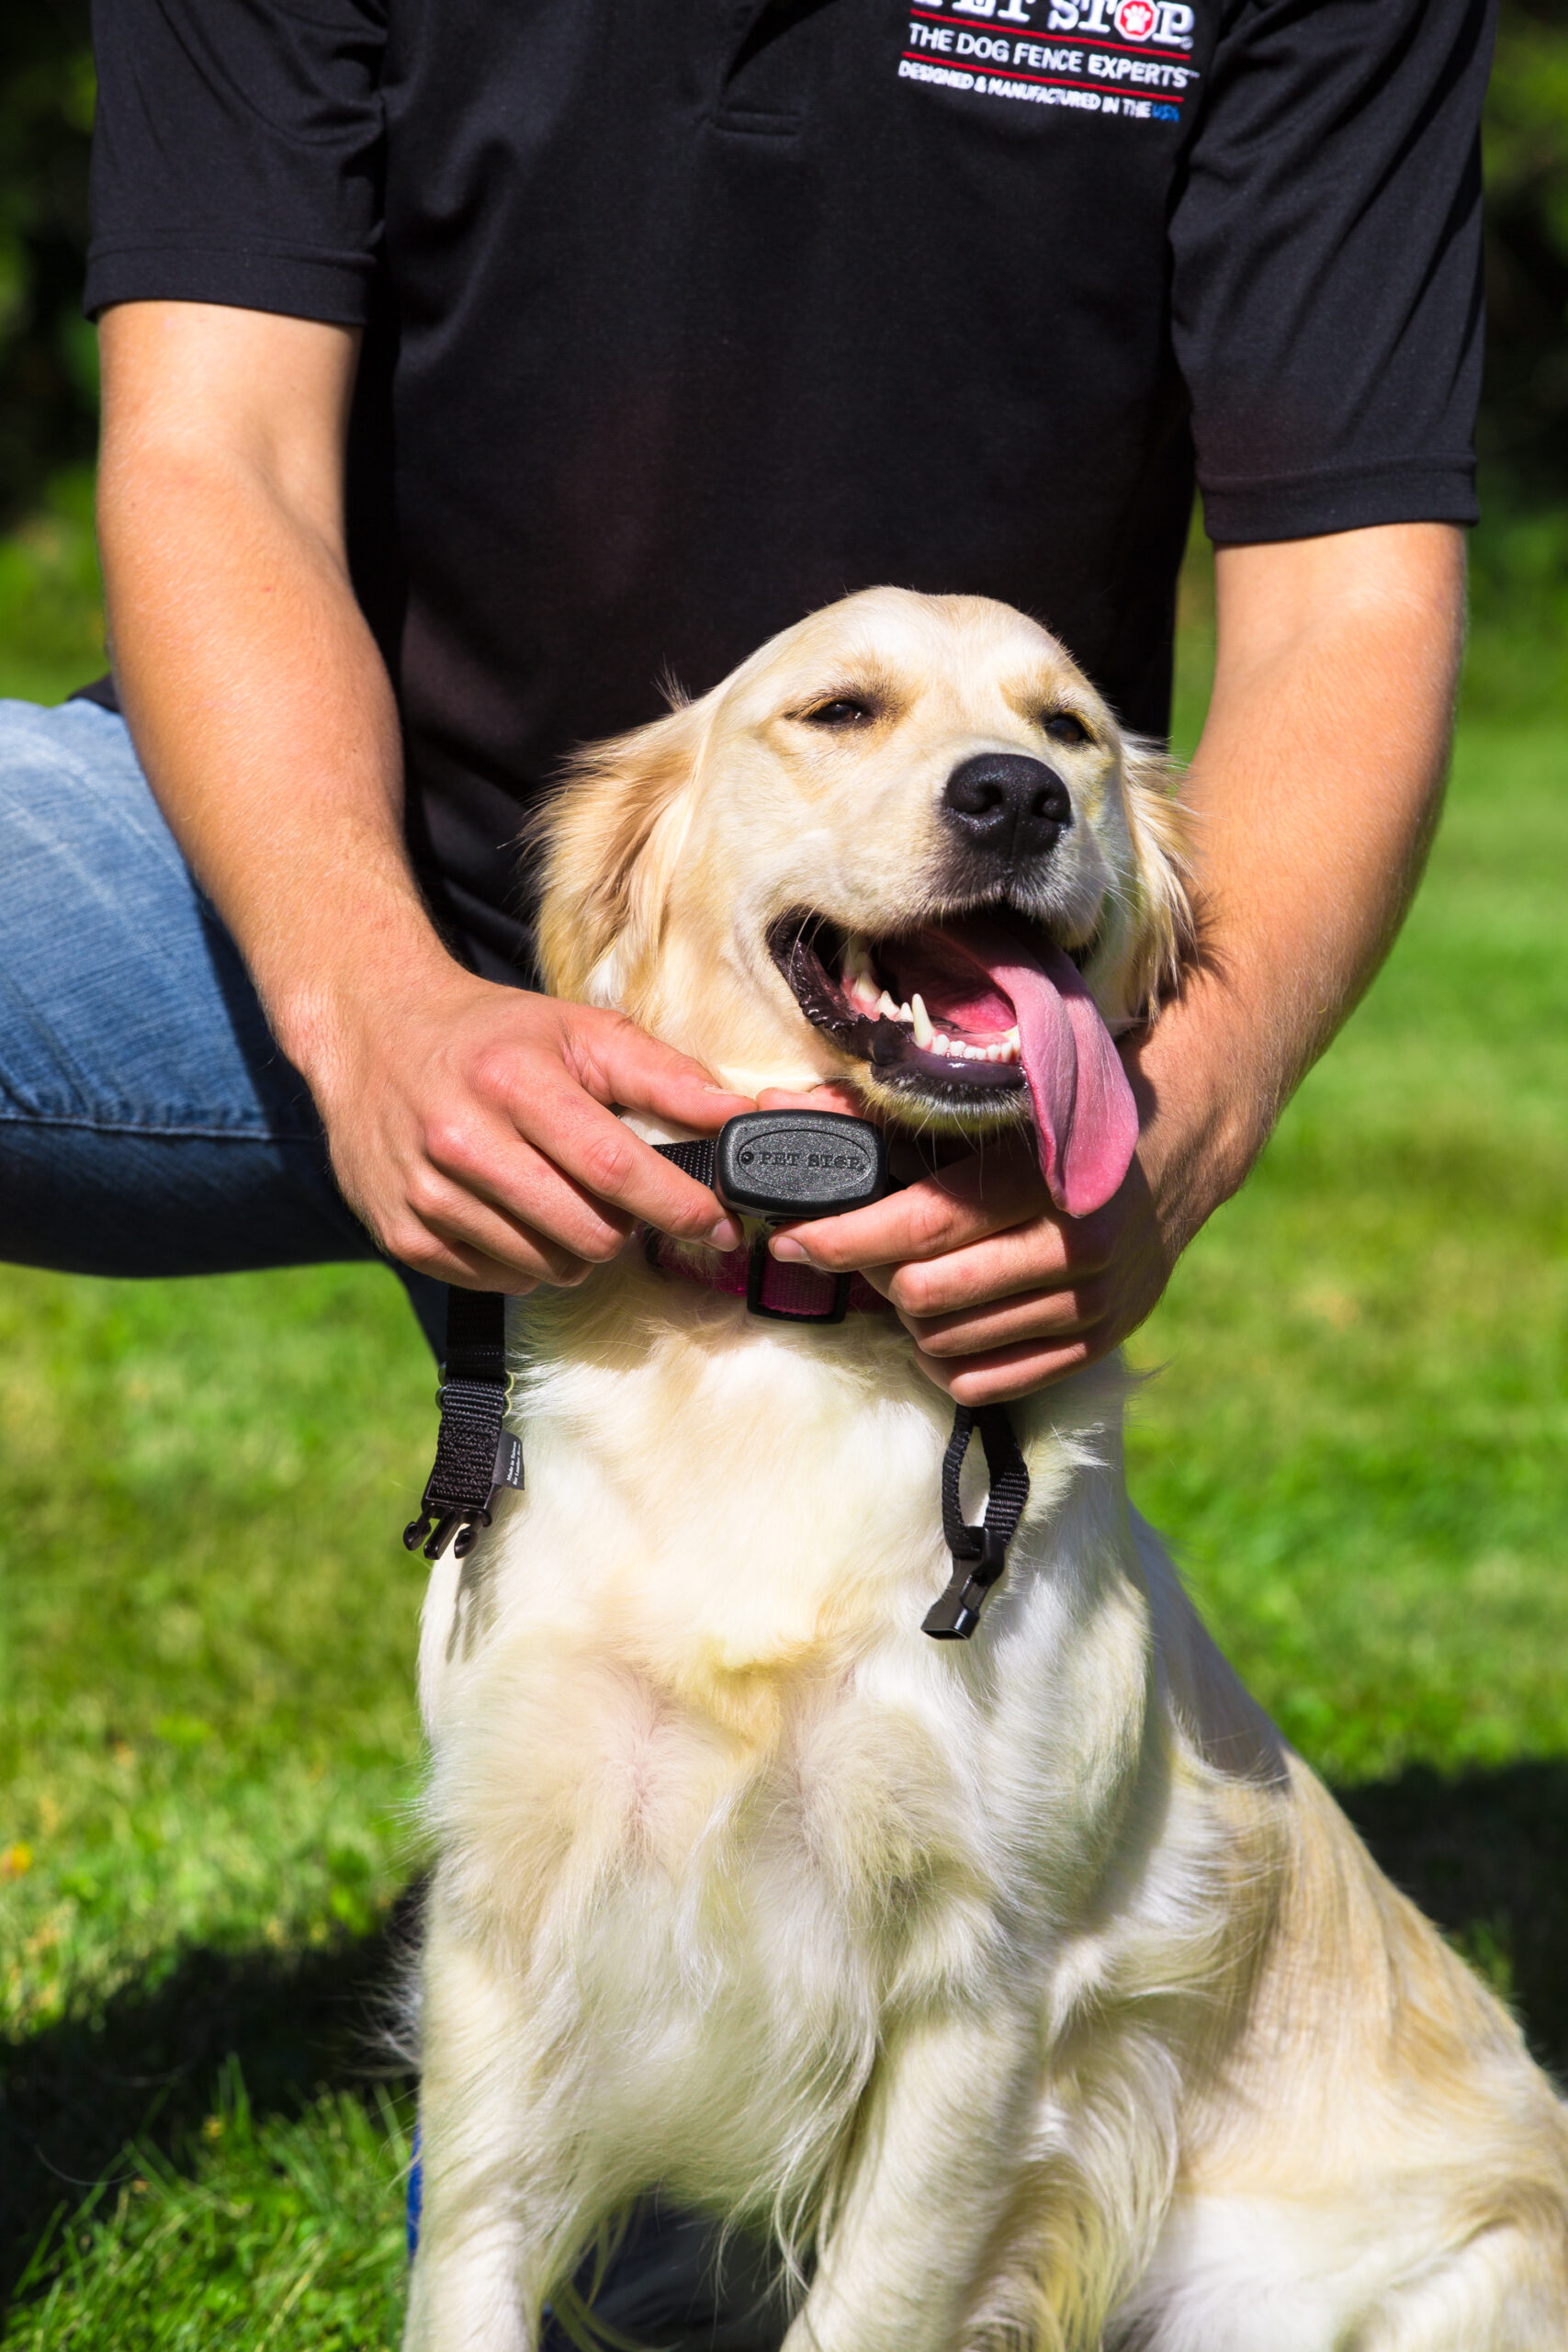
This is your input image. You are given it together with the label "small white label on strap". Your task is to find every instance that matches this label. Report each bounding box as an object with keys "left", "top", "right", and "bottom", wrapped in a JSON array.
[{"left": 492, "top": 1431, "right": 525, "bottom": 1493}]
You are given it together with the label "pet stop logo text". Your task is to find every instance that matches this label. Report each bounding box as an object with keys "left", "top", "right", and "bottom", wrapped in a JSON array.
[{"left": 899, "top": 0, "right": 1200, "bottom": 124}]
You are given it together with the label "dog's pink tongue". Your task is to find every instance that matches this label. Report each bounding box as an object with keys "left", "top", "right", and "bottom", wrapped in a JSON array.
[{"left": 949, "top": 920, "right": 1138, "bottom": 1216}]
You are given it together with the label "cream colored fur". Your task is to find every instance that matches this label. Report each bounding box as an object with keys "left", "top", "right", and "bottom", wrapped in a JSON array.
[{"left": 405, "top": 591, "right": 1568, "bottom": 2352}]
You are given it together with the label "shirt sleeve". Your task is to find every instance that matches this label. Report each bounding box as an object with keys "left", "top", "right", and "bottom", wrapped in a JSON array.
[
  {"left": 1173, "top": 0, "right": 1495, "bottom": 542},
  {"left": 85, "top": 0, "right": 386, "bottom": 324}
]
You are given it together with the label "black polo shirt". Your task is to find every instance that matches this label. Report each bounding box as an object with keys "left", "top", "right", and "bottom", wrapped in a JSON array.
[{"left": 85, "top": 0, "right": 1493, "bottom": 983}]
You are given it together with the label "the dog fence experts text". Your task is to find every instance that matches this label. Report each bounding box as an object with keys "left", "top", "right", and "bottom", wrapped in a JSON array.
[{"left": 899, "top": 0, "right": 1199, "bottom": 125}]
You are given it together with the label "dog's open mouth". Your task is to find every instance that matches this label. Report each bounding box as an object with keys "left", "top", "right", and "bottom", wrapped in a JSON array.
[
  {"left": 768, "top": 910, "right": 1138, "bottom": 1217},
  {"left": 768, "top": 913, "right": 1043, "bottom": 1098}
]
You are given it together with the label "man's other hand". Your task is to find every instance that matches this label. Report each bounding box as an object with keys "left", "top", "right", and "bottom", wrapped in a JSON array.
[
  {"left": 302, "top": 971, "right": 751, "bottom": 1292},
  {"left": 756, "top": 1091, "right": 1174, "bottom": 1407}
]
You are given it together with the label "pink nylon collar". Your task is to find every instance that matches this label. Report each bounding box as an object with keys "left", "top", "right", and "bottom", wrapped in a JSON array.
[{"left": 642, "top": 1230, "right": 890, "bottom": 1320}]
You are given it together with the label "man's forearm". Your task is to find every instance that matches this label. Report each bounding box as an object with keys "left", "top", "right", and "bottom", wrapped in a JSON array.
[
  {"left": 1129, "top": 522, "right": 1465, "bottom": 1256},
  {"left": 96, "top": 304, "right": 457, "bottom": 1080}
]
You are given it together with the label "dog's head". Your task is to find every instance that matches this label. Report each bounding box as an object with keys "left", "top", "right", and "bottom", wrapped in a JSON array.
[{"left": 534, "top": 589, "right": 1189, "bottom": 1206}]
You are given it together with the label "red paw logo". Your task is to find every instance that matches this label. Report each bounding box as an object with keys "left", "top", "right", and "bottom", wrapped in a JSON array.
[{"left": 1114, "top": 0, "right": 1158, "bottom": 37}]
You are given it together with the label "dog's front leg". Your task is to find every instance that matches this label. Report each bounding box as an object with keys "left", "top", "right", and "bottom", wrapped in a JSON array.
[
  {"left": 787, "top": 2006, "right": 1039, "bottom": 2352},
  {"left": 403, "top": 1907, "right": 604, "bottom": 2352}
]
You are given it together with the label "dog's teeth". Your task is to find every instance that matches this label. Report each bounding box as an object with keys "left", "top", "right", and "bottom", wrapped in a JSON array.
[
  {"left": 931, "top": 1030, "right": 950, "bottom": 1055},
  {"left": 910, "top": 994, "right": 934, "bottom": 1048},
  {"left": 842, "top": 936, "right": 886, "bottom": 1015},
  {"left": 1004, "top": 1024, "right": 1021, "bottom": 1049},
  {"left": 876, "top": 989, "right": 900, "bottom": 1021},
  {"left": 898, "top": 1001, "right": 914, "bottom": 1025}
]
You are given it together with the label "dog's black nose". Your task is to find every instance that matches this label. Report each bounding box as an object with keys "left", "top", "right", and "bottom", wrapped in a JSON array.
[{"left": 942, "top": 753, "right": 1071, "bottom": 864}]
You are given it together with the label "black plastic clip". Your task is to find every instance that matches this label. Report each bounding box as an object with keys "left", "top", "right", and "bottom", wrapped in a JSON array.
[
  {"left": 402, "top": 1292, "right": 519, "bottom": 1565},
  {"left": 922, "top": 1527, "right": 1012, "bottom": 1640},
  {"left": 403, "top": 1423, "right": 524, "bottom": 1562},
  {"left": 402, "top": 1504, "right": 484, "bottom": 1564},
  {"left": 922, "top": 1406, "right": 1031, "bottom": 1641}
]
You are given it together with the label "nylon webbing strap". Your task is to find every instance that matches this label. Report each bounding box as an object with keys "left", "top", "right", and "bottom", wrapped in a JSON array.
[
  {"left": 922, "top": 1404, "right": 1032, "bottom": 1641},
  {"left": 653, "top": 1136, "right": 716, "bottom": 1186},
  {"left": 402, "top": 1141, "right": 707, "bottom": 1565},
  {"left": 403, "top": 1288, "right": 518, "bottom": 1564}
]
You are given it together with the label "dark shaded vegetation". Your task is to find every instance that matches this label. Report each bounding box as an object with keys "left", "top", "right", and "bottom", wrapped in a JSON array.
[
  {"left": 0, "top": 2, "right": 94, "bottom": 528},
  {"left": 1482, "top": 0, "right": 1568, "bottom": 505}
]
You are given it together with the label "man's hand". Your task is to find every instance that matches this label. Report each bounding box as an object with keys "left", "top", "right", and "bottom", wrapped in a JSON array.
[
  {"left": 302, "top": 969, "right": 750, "bottom": 1291},
  {"left": 754, "top": 1080, "right": 1179, "bottom": 1404},
  {"left": 762, "top": 1112, "right": 1165, "bottom": 1404},
  {"left": 762, "top": 522, "right": 1466, "bottom": 1404}
]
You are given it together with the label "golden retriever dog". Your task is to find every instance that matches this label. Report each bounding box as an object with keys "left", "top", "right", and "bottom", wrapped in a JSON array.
[{"left": 404, "top": 589, "right": 1568, "bottom": 2351}]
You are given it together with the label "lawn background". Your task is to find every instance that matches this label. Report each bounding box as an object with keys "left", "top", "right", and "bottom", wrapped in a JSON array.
[{"left": 2, "top": 7, "right": 1567, "bottom": 2325}]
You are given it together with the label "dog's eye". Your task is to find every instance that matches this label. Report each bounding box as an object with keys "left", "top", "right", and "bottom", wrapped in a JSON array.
[
  {"left": 802, "top": 698, "right": 874, "bottom": 729},
  {"left": 1043, "top": 712, "right": 1091, "bottom": 747}
]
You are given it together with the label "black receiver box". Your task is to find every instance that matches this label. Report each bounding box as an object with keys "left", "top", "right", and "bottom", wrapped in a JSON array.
[{"left": 714, "top": 1111, "right": 888, "bottom": 1220}]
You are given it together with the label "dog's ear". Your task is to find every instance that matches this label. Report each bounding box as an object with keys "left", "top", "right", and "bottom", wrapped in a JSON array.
[
  {"left": 1115, "top": 735, "right": 1195, "bottom": 1022},
  {"left": 530, "top": 696, "right": 710, "bottom": 1005}
]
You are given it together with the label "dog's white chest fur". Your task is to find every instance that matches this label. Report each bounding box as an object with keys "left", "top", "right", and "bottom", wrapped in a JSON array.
[{"left": 414, "top": 1272, "right": 1158, "bottom": 2221}]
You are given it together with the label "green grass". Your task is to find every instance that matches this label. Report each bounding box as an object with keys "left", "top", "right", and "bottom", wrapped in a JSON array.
[
  {"left": 0, "top": 1267, "right": 433, "bottom": 2045},
  {"left": 0, "top": 469, "right": 106, "bottom": 707},
  {"left": 0, "top": 1266, "right": 433, "bottom": 2344},
  {"left": 6, "top": 2071, "right": 412, "bottom": 2352},
  {"left": 3, "top": 520, "right": 1567, "bottom": 2346}
]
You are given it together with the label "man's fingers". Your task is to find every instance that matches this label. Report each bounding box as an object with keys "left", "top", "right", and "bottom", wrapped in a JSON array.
[
  {"left": 376, "top": 1151, "right": 601, "bottom": 1286},
  {"left": 378, "top": 1182, "right": 593, "bottom": 1290},
  {"left": 402, "top": 1237, "right": 551, "bottom": 1296},
  {"left": 416, "top": 1104, "right": 641, "bottom": 1259},
  {"left": 534, "top": 1012, "right": 753, "bottom": 1242},
  {"left": 441, "top": 1070, "right": 741, "bottom": 1250},
  {"left": 771, "top": 1147, "right": 1090, "bottom": 1280},
  {"left": 561, "top": 1005, "right": 754, "bottom": 1130},
  {"left": 515, "top": 1085, "right": 745, "bottom": 1245},
  {"left": 897, "top": 1272, "right": 1108, "bottom": 1358},
  {"left": 913, "top": 1331, "right": 1104, "bottom": 1406},
  {"left": 879, "top": 1213, "right": 1118, "bottom": 1319},
  {"left": 755, "top": 1082, "right": 865, "bottom": 1116}
]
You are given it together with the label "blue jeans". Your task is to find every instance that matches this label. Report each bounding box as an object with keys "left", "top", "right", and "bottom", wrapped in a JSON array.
[
  {"left": 0, "top": 695, "right": 444, "bottom": 1345},
  {"left": 0, "top": 695, "right": 789, "bottom": 2349}
]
